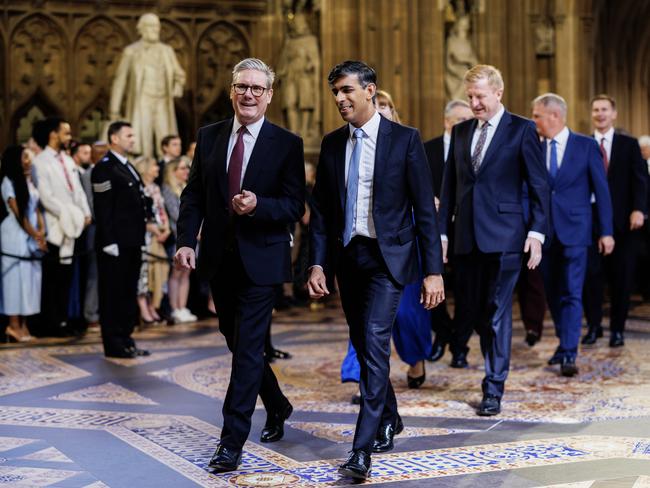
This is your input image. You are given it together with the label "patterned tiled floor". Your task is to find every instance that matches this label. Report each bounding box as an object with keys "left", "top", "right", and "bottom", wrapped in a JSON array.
[{"left": 1, "top": 298, "right": 650, "bottom": 486}]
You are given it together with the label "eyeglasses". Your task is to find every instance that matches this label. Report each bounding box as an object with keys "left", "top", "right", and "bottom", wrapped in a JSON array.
[{"left": 232, "top": 84, "right": 267, "bottom": 97}]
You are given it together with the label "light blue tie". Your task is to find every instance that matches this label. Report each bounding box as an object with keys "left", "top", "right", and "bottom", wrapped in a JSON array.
[
  {"left": 343, "top": 128, "right": 365, "bottom": 246},
  {"left": 548, "top": 139, "right": 558, "bottom": 184}
]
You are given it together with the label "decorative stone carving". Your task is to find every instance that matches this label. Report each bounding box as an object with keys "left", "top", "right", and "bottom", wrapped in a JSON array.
[
  {"left": 10, "top": 15, "right": 67, "bottom": 111},
  {"left": 445, "top": 15, "right": 478, "bottom": 101},
  {"left": 109, "top": 13, "right": 186, "bottom": 157},
  {"left": 16, "top": 105, "right": 45, "bottom": 144},
  {"left": 534, "top": 19, "right": 555, "bottom": 56},
  {"left": 160, "top": 19, "right": 191, "bottom": 81},
  {"left": 277, "top": 11, "right": 321, "bottom": 146},
  {"left": 74, "top": 17, "right": 128, "bottom": 115},
  {"left": 196, "top": 21, "right": 248, "bottom": 110}
]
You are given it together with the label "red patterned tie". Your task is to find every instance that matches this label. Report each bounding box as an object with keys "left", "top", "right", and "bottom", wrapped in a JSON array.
[
  {"left": 599, "top": 137, "right": 609, "bottom": 172},
  {"left": 227, "top": 126, "right": 247, "bottom": 214},
  {"left": 57, "top": 152, "right": 74, "bottom": 192}
]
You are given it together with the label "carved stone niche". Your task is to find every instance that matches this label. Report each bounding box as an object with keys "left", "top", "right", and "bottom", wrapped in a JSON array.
[
  {"left": 160, "top": 19, "right": 191, "bottom": 81},
  {"left": 196, "top": 21, "right": 248, "bottom": 111},
  {"left": 73, "top": 16, "right": 128, "bottom": 116},
  {"left": 534, "top": 19, "right": 555, "bottom": 57},
  {"left": 10, "top": 14, "right": 67, "bottom": 111}
]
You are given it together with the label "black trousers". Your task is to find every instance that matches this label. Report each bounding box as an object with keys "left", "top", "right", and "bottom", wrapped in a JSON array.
[
  {"left": 583, "top": 230, "right": 641, "bottom": 333},
  {"left": 451, "top": 250, "right": 521, "bottom": 398},
  {"left": 97, "top": 246, "right": 141, "bottom": 353},
  {"left": 40, "top": 243, "right": 73, "bottom": 334},
  {"left": 337, "top": 236, "right": 403, "bottom": 453},
  {"left": 210, "top": 248, "right": 289, "bottom": 451}
]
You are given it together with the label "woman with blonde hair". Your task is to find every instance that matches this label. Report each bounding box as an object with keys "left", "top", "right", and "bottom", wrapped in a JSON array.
[
  {"left": 376, "top": 89, "right": 402, "bottom": 124},
  {"left": 133, "top": 156, "right": 170, "bottom": 324},
  {"left": 162, "top": 158, "right": 196, "bottom": 323}
]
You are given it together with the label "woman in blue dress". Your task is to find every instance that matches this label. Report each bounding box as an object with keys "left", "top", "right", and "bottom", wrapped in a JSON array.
[
  {"left": 1, "top": 145, "right": 47, "bottom": 342},
  {"left": 340, "top": 91, "right": 432, "bottom": 393}
]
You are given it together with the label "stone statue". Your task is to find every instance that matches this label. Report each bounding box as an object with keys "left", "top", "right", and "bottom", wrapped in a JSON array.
[
  {"left": 535, "top": 20, "right": 555, "bottom": 56},
  {"left": 109, "top": 13, "right": 186, "bottom": 158},
  {"left": 277, "top": 12, "right": 320, "bottom": 145},
  {"left": 445, "top": 15, "right": 478, "bottom": 101}
]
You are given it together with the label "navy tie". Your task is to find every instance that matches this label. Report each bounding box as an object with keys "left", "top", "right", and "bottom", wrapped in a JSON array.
[
  {"left": 548, "top": 139, "right": 558, "bottom": 183},
  {"left": 343, "top": 128, "right": 365, "bottom": 246}
]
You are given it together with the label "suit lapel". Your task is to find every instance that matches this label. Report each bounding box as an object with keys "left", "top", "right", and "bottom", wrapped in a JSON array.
[
  {"left": 478, "top": 110, "right": 512, "bottom": 175},
  {"left": 555, "top": 131, "right": 575, "bottom": 185},
  {"left": 242, "top": 119, "right": 274, "bottom": 191},
  {"left": 333, "top": 126, "right": 349, "bottom": 211},
  {"left": 462, "top": 119, "right": 478, "bottom": 177},
  {"left": 610, "top": 133, "right": 622, "bottom": 174},
  {"left": 209, "top": 119, "right": 232, "bottom": 205},
  {"left": 373, "top": 116, "right": 393, "bottom": 199}
]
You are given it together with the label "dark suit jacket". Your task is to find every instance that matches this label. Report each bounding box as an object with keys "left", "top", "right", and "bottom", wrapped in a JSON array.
[
  {"left": 177, "top": 118, "right": 305, "bottom": 285},
  {"left": 309, "top": 116, "right": 443, "bottom": 286},
  {"left": 439, "top": 110, "right": 549, "bottom": 255},
  {"left": 91, "top": 151, "right": 147, "bottom": 250},
  {"left": 602, "top": 132, "right": 647, "bottom": 234},
  {"left": 548, "top": 131, "right": 613, "bottom": 246},
  {"left": 423, "top": 135, "right": 445, "bottom": 198}
]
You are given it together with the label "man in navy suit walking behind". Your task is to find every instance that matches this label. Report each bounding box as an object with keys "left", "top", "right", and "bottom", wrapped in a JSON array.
[
  {"left": 308, "top": 60, "right": 444, "bottom": 480},
  {"left": 439, "top": 64, "right": 549, "bottom": 416},
  {"left": 531, "top": 93, "right": 614, "bottom": 377}
]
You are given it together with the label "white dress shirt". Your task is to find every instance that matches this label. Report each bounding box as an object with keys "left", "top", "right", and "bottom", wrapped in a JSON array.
[
  {"left": 594, "top": 127, "right": 615, "bottom": 161},
  {"left": 345, "top": 110, "right": 381, "bottom": 240},
  {"left": 443, "top": 131, "right": 451, "bottom": 162},
  {"left": 546, "top": 126, "right": 570, "bottom": 171},
  {"left": 227, "top": 116, "right": 265, "bottom": 188},
  {"left": 470, "top": 104, "right": 505, "bottom": 164}
]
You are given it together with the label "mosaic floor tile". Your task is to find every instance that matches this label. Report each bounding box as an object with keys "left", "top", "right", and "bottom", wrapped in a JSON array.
[
  {"left": 49, "top": 382, "right": 158, "bottom": 405},
  {"left": 0, "top": 466, "right": 80, "bottom": 486},
  {"left": 104, "top": 350, "right": 189, "bottom": 367},
  {"left": 286, "top": 421, "right": 480, "bottom": 443},
  {"left": 0, "top": 437, "right": 36, "bottom": 452},
  {"left": 18, "top": 447, "right": 73, "bottom": 463}
]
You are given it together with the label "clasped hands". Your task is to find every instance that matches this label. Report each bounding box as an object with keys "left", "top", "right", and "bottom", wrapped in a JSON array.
[{"left": 232, "top": 190, "right": 257, "bottom": 215}]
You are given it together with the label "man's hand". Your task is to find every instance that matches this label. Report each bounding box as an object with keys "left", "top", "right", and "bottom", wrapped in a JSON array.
[
  {"left": 524, "top": 237, "right": 542, "bottom": 269},
  {"left": 175, "top": 246, "right": 196, "bottom": 270},
  {"left": 307, "top": 266, "right": 330, "bottom": 299},
  {"left": 84, "top": 216, "right": 92, "bottom": 228},
  {"left": 441, "top": 238, "right": 448, "bottom": 264},
  {"left": 232, "top": 190, "right": 257, "bottom": 215},
  {"left": 598, "top": 235, "right": 615, "bottom": 255},
  {"left": 420, "top": 274, "right": 445, "bottom": 310},
  {"left": 630, "top": 210, "right": 644, "bottom": 230}
]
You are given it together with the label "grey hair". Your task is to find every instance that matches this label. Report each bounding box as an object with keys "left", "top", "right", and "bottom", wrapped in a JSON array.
[
  {"left": 638, "top": 135, "right": 650, "bottom": 147},
  {"left": 444, "top": 99, "right": 470, "bottom": 117},
  {"left": 232, "top": 58, "right": 275, "bottom": 88},
  {"left": 532, "top": 92, "right": 568, "bottom": 119}
]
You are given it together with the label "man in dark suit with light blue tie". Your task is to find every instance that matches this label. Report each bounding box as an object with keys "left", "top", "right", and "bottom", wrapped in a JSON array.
[
  {"left": 175, "top": 58, "right": 305, "bottom": 472},
  {"left": 308, "top": 60, "right": 444, "bottom": 480},
  {"left": 531, "top": 93, "right": 614, "bottom": 377},
  {"left": 439, "top": 64, "right": 549, "bottom": 416}
]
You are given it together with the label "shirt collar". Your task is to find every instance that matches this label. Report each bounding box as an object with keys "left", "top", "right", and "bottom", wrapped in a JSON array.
[
  {"left": 479, "top": 104, "right": 505, "bottom": 129},
  {"left": 549, "top": 126, "right": 570, "bottom": 146},
  {"left": 348, "top": 110, "right": 381, "bottom": 142},
  {"left": 110, "top": 150, "right": 128, "bottom": 165},
  {"left": 233, "top": 116, "right": 265, "bottom": 139},
  {"left": 594, "top": 126, "right": 615, "bottom": 143},
  {"left": 44, "top": 146, "right": 60, "bottom": 158},
  {"left": 443, "top": 132, "right": 451, "bottom": 145}
]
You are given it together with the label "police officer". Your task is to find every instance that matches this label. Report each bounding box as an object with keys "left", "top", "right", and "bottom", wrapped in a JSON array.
[{"left": 92, "top": 121, "right": 150, "bottom": 358}]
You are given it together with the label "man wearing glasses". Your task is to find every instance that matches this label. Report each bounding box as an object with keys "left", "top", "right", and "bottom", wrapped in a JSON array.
[{"left": 175, "top": 58, "right": 305, "bottom": 472}]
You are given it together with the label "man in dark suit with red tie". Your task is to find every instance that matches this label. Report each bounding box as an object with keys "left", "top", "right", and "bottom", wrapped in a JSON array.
[
  {"left": 582, "top": 94, "right": 648, "bottom": 347},
  {"left": 175, "top": 58, "right": 305, "bottom": 472},
  {"left": 308, "top": 60, "right": 444, "bottom": 480},
  {"left": 439, "top": 64, "right": 549, "bottom": 416}
]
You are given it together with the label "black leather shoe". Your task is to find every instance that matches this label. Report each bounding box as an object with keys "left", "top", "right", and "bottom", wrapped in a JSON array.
[
  {"left": 338, "top": 450, "right": 371, "bottom": 480},
  {"left": 105, "top": 348, "right": 137, "bottom": 359},
  {"left": 127, "top": 346, "right": 151, "bottom": 357},
  {"left": 426, "top": 339, "right": 446, "bottom": 362},
  {"left": 560, "top": 357, "right": 579, "bottom": 377},
  {"left": 450, "top": 352, "right": 468, "bottom": 368},
  {"left": 260, "top": 403, "right": 293, "bottom": 443},
  {"left": 372, "top": 415, "right": 403, "bottom": 453},
  {"left": 476, "top": 395, "right": 501, "bottom": 416},
  {"left": 547, "top": 352, "right": 563, "bottom": 365},
  {"left": 208, "top": 445, "right": 242, "bottom": 472},
  {"left": 407, "top": 361, "right": 425, "bottom": 389},
  {"left": 609, "top": 331, "right": 624, "bottom": 348},
  {"left": 581, "top": 325, "right": 603, "bottom": 345},
  {"left": 350, "top": 394, "right": 361, "bottom": 405},
  {"left": 525, "top": 330, "right": 540, "bottom": 347}
]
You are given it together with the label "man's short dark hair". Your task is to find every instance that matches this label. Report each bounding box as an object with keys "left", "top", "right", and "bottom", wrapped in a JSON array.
[
  {"left": 107, "top": 121, "right": 132, "bottom": 143},
  {"left": 161, "top": 134, "right": 180, "bottom": 149},
  {"left": 327, "top": 60, "right": 377, "bottom": 88},
  {"left": 69, "top": 140, "right": 91, "bottom": 157},
  {"left": 32, "top": 117, "right": 65, "bottom": 149}
]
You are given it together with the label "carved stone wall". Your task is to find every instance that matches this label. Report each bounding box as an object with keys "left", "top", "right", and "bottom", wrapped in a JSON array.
[{"left": 0, "top": 0, "right": 268, "bottom": 149}]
